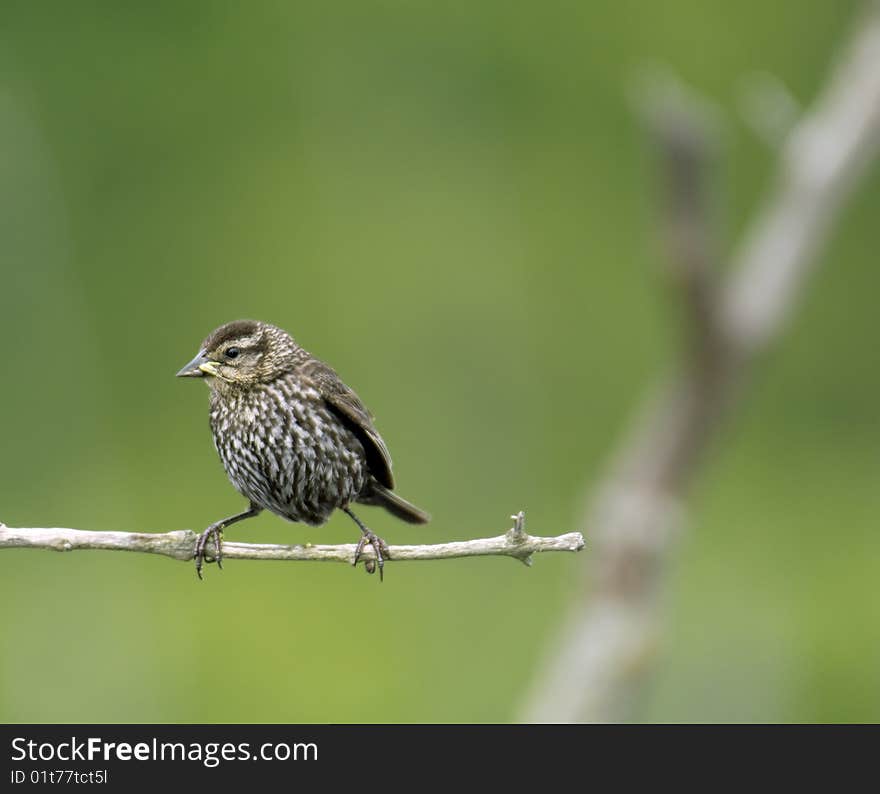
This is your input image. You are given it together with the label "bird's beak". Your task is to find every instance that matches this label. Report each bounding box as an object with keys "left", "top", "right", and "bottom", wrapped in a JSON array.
[{"left": 176, "top": 350, "right": 220, "bottom": 378}]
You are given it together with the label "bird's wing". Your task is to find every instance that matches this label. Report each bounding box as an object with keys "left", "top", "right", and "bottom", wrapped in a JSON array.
[{"left": 297, "top": 358, "right": 395, "bottom": 489}]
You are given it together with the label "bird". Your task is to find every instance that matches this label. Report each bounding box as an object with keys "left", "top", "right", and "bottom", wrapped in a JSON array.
[{"left": 176, "top": 319, "right": 429, "bottom": 580}]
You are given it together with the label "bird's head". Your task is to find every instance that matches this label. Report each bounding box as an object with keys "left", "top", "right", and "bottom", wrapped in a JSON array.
[{"left": 176, "top": 320, "right": 301, "bottom": 389}]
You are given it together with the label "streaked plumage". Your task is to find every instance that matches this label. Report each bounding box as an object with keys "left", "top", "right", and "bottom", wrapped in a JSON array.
[{"left": 177, "top": 319, "right": 428, "bottom": 578}]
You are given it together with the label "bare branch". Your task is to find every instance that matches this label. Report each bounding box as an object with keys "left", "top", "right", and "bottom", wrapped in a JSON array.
[
  {"left": 0, "top": 513, "right": 584, "bottom": 569},
  {"left": 520, "top": 1, "right": 880, "bottom": 723},
  {"left": 636, "top": 73, "right": 726, "bottom": 380},
  {"left": 723, "top": 1, "right": 880, "bottom": 352},
  {"left": 737, "top": 72, "right": 800, "bottom": 148}
]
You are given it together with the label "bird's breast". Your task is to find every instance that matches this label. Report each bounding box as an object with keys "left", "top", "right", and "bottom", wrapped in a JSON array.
[{"left": 208, "top": 379, "right": 368, "bottom": 524}]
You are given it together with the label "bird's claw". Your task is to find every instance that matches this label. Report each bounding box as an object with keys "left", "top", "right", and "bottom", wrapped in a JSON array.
[
  {"left": 353, "top": 530, "right": 391, "bottom": 581},
  {"left": 194, "top": 525, "right": 224, "bottom": 580}
]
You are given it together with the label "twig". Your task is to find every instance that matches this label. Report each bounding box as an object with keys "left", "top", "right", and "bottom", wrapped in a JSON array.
[
  {"left": 737, "top": 72, "right": 800, "bottom": 148},
  {"left": 637, "top": 74, "right": 724, "bottom": 371},
  {"left": 519, "top": 1, "right": 880, "bottom": 723},
  {"left": 0, "top": 513, "right": 584, "bottom": 567}
]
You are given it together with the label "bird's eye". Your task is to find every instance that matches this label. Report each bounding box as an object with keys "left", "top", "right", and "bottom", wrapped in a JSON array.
[{"left": 225, "top": 347, "right": 240, "bottom": 359}]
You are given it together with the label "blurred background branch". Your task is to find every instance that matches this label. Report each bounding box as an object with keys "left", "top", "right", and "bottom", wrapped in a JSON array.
[
  {"left": 0, "top": 514, "right": 584, "bottom": 567},
  {"left": 519, "top": 0, "right": 880, "bottom": 723}
]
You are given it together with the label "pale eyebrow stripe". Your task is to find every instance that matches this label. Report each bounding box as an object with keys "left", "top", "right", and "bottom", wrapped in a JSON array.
[{"left": 223, "top": 334, "right": 259, "bottom": 349}]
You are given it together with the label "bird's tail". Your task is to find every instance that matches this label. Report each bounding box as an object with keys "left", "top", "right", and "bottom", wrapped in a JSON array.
[{"left": 365, "top": 482, "right": 430, "bottom": 525}]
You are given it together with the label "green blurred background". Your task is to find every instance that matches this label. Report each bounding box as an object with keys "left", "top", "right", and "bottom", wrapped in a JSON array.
[{"left": 1, "top": 0, "right": 877, "bottom": 723}]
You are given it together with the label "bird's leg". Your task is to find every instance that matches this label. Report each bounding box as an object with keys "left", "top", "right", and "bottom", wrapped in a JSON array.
[
  {"left": 194, "top": 504, "right": 262, "bottom": 580},
  {"left": 343, "top": 507, "right": 391, "bottom": 581}
]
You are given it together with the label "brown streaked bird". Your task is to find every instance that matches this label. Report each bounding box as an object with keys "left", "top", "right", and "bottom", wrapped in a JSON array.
[{"left": 176, "top": 319, "right": 429, "bottom": 579}]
